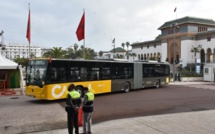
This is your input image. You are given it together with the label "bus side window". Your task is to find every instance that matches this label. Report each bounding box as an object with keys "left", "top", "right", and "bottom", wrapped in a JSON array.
[
  {"left": 128, "top": 67, "right": 133, "bottom": 78},
  {"left": 112, "top": 66, "right": 121, "bottom": 79},
  {"left": 80, "top": 67, "right": 87, "bottom": 80},
  {"left": 90, "top": 67, "right": 99, "bottom": 80},
  {"left": 143, "top": 68, "right": 147, "bottom": 77},
  {"left": 70, "top": 71, "right": 76, "bottom": 81},
  {"left": 147, "top": 68, "right": 153, "bottom": 77},
  {"left": 59, "top": 67, "right": 66, "bottom": 82},
  {"left": 51, "top": 68, "right": 58, "bottom": 81}
]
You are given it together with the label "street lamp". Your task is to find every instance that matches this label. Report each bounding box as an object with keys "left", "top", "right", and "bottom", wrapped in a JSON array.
[
  {"left": 170, "top": 23, "right": 179, "bottom": 82},
  {"left": 0, "top": 30, "right": 6, "bottom": 54}
]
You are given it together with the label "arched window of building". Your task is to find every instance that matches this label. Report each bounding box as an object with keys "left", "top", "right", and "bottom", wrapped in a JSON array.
[
  {"left": 141, "top": 54, "right": 143, "bottom": 60},
  {"left": 200, "top": 49, "right": 205, "bottom": 63},
  {"left": 206, "top": 48, "right": 212, "bottom": 63},
  {"left": 214, "top": 48, "right": 215, "bottom": 63},
  {"left": 157, "top": 52, "right": 161, "bottom": 62}
]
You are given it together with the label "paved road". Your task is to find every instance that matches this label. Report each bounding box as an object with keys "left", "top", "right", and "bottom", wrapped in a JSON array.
[
  {"left": 0, "top": 82, "right": 215, "bottom": 134},
  {"left": 82, "top": 82, "right": 215, "bottom": 124}
]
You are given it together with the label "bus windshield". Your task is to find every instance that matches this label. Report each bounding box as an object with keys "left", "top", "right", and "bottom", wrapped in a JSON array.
[{"left": 26, "top": 60, "right": 48, "bottom": 85}]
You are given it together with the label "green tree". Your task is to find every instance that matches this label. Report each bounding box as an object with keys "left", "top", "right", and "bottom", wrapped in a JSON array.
[
  {"left": 64, "top": 47, "right": 75, "bottom": 59},
  {"left": 63, "top": 44, "right": 80, "bottom": 59},
  {"left": 85, "top": 48, "right": 96, "bottom": 60},
  {"left": 43, "top": 47, "right": 66, "bottom": 58},
  {"left": 127, "top": 52, "right": 137, "bottom": 60},
  {"left": 190, "top": 45, "right": 201, "bottom": 64},
  {"left": 99, "top": 51, "right": 103, "bottom": 57},
  {"left": 42, "top": 44, "right": 96, "bottom": 60},
  {"left": 121, "top": 43, "right": 125, "bottom": 56},
  {"left": 126, "top": 42, "right": 130, "bottom": 51},
  {"left": 13, "top": 57, "right": 28, "bottom": 67},
  {"left": 30, "top": 53, "right": 36, "bottom": 58},
  {"left": 74, "top": 43, "right": 79, "bottom": 52}
]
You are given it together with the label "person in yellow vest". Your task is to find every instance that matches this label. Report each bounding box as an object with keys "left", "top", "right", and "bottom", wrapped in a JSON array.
[
  {"left": 65, "top": 84, "right": 81, "bottom": 134},
  {"left": 82, "top": 87, "right": 94, "bottom": 134}
]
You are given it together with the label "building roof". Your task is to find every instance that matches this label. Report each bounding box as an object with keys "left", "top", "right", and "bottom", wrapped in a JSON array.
[
  {"left": 158, "top": 16, "right": 215, "bottom": 30},
  {"left": 110, "top": 47, "right": 126, "bottom": 52},
  {"left": 131, "top": 38, "right": 161, "bottom": 46}
]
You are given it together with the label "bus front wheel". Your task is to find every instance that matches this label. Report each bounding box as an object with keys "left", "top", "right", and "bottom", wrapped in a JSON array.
[
  {"left": 124, "top": 82, "right": 131, "bottom": 93},
  {"left": 155, "top": 80, "right": 160, "bottom": 88}
]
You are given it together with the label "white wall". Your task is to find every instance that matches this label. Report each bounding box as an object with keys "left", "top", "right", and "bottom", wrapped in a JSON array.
[
  {"left": 161, "top": 43, "right": 167, "bottom": 62},
  {"left": 132, "top": 45, "right": 162, "bottom": 60},
  {"left": 197, "top": 38, "right": 215, "bottom": 53},
  {"left": 181, "top": 40, "right": 197, "bottom": 66}
]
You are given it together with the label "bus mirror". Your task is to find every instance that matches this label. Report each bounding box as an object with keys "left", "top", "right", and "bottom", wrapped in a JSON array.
[{"left": 37, "top": 80, "right": 44, "bottom": 88}]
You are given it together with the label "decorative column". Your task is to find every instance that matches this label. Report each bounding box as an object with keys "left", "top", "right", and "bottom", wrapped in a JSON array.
[{"left": 212, "top": 53, "right": 214, "bottom": 63}]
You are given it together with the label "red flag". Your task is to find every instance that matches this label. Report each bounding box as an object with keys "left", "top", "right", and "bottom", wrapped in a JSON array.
[
  {"left": 76, "top": 12, "right": 85, "bottom": 41},
  {"left": 26, "top": 5, "right": 31, "bottom": 43},
  {"left": 174, "top": 7, "right": 177, "bottom": 12}
]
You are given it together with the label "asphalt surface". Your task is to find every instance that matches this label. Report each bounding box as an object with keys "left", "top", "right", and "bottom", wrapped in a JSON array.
[{"left": 1, "top": 81, "right": 215, "bottom": 134}]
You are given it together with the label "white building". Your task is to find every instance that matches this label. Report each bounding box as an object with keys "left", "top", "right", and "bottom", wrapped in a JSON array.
[
  {"left": 98, "top": 47, "right": 128, "bottom": 59},
  {"left": 131, "top": 16, "right": 215, "bottom": 67},
  {"left": 0, "top": 43, "right": 42, "bottom": 60},
  {"left": 41, "top": 48, "right": 51, "bottom": 56}
]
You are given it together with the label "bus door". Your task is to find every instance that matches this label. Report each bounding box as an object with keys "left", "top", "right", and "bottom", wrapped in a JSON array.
[
  {"left": 145, "top": 64, "right": 156, "bottom": 87},
  {"left": 134, "top": 62, "right": 142, "bottom": 89}
]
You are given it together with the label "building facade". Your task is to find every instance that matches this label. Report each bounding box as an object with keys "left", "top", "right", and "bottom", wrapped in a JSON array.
[
  {"left": 131, "top": 16, "right": 215, "bottom": 67},
  {"left": 98, "top": 47, "right": 135, "bottom": 61},
  {"left": 0, "top": 43, "right": 42, "bottom": 60}
]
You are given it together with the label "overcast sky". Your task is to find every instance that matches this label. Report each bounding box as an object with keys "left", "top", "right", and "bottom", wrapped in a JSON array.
[{"left": 0, "top": 0, "right": 215, "bottom": 52}]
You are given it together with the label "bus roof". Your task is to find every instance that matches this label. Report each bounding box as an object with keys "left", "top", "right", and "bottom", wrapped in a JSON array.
[{"left": 29, "top": 58, "right": 170, "bottom": 65}]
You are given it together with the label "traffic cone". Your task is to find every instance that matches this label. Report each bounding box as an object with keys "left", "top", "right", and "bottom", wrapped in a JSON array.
[{"left": 78, "top": 106, "right": 83, "bottom": 126}]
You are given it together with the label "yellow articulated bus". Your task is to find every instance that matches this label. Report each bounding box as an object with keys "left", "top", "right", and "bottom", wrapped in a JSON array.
[{"left": 25, "top": 58, "right": 170, "bottom": 100}]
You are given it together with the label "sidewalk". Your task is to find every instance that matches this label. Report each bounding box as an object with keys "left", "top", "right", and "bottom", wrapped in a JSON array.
[
  {"left": 169, "top": 81, "right": 215, "bottom": 85},
  {"left": 31, "top": 109, "right": 215, "bottom": 134}
]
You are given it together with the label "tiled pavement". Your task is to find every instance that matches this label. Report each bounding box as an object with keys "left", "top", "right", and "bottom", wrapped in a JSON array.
[{"left": 0, "top": 95, "right": 67, "bottom": 134}]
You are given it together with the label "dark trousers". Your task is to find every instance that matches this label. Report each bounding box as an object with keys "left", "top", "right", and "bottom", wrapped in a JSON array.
[{"left": 67, "top": 110, "right": 79, "bottom": 134}]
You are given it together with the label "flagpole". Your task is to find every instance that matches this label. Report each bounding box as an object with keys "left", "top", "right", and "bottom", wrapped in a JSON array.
[
  {"left": 83, "top": 9, "right": 85, "bottom": 59},
  {"left": 172, "top": 7, "right": 177, "bottom": 82},
  {"left": 28, "top": 3, "right": 30, "bottom": 58},
  {"left": 113, "top": 39, "right": 115, "bottom": 58}
]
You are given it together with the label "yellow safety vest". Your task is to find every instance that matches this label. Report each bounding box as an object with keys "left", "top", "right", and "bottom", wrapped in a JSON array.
[
  {"left": 86, "top": 92, "right": 94, "bottom": 101},
  {"left": 68, "top": 90, "right": 80, "bottom": 99}
]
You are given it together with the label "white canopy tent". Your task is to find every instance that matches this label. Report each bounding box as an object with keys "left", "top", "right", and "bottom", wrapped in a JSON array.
[
  {"left": 0, "top": 55, "right": 24, "bottom": 94},
  {"left": 0, "top": 55, "right": 18, "bottom": 69}
]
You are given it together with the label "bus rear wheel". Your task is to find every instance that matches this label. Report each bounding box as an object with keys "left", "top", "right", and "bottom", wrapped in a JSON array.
[
  {"left": 124, "top": 82, "right": 131, "bottom": 93},
  {"left": 75, "top": 86, "right": 83, "bottom": 97}
]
